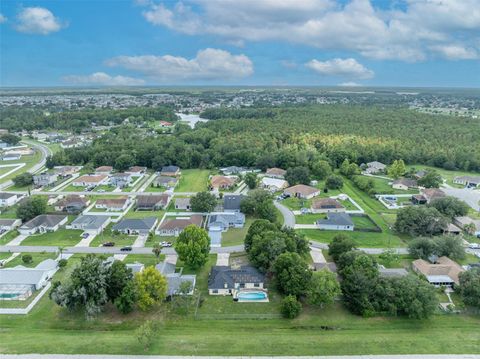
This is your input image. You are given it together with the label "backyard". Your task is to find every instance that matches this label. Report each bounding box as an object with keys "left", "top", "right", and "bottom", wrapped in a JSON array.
[
  {"left": 175, "top": 169, "right": 211, "bottom": 192},
  {"left": 221, "top": 218, "right": 254, "bottom": 247}
]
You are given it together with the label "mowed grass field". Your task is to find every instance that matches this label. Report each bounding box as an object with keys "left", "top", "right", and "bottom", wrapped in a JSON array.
[
  {"left": 20, "top": 229, "right": 83, "bottom": 247},
  {"left": 175, "top": 169, "right": 211, "bottom": 192},
  {"left": 0, "top": 254, "right": 479, "bottom": 355}
]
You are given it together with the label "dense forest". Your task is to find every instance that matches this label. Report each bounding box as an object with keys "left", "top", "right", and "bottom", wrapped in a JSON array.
[
  {"left": 0, "top": 106, "right": 178, "bottom": 132},
  {"left": 42, "top": 105, "right": 480, "bottom": 173}
]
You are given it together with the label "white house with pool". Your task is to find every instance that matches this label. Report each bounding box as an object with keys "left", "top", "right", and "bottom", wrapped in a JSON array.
[{"left": 207, "top": 265, "right": 268, "bottom": 302}]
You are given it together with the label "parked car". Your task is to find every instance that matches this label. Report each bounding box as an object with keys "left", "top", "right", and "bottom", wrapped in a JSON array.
[
  {"left": 161, "top": 241, "right": 172, "bottom": 247},
  {"left": 120, "top": 246, "right": 132, "bottom": 252},
  {"left": 81, "top": 233, "right": 89, "bottom": 238},
  {"left": 102, "top": 242, "right": 115, "bottom": 247},
  {"left": 468, "top": 243, "right": 480, "bottom": 249}
]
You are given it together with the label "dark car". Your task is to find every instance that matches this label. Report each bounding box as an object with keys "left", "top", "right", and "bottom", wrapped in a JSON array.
[
  {"left": 120, "top": 246, "right": 132, "bottom": 252},
  {"left": 82, "top": 233, "right": 90, "bottom": 238},
  {"left": 102, "top": 242, "right": 115, "bottom": 247}
]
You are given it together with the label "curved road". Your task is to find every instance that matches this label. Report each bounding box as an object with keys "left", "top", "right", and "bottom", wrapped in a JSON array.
[{"left": 274, "top": 200, "right": 295, "bottom": 228}]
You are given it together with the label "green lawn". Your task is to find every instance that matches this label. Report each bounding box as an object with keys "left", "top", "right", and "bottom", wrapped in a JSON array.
[
  {"left": 356, "top": 175, "right": 419, "bottom": 195},
  {"left": 0, "top": 230, "right": 20, "bottom": 245},
  {"left": 221, "top": 218, "right": 254, "bottom": 247},
  {"left": 144, "top": 184, "right": 165, "bottom": 192},
  {"left": 62, "top": 184, "right": 87, "bottom": 192},
  {"left": 21, "top": 229, "right": 83, "bottom": 247},
  {"left": 123, "top": 209, "right": 165, "bottom": 219},
  {"left": 298, "top": 229, "right": 405, "bottom": 248},
  {"left": 351, "top": 215, "right": 379, "bottom": 230},
  {"left": 0, "top": 150, "right": 42, "bottom": 185},
  {"left": 295, "top": 213, "right": 325, "bottom": 224},
  {"left": 2, "top": 251, "right": 57, "bottom": 268},
  {"left": 409, "top": 164, "right": 480, "bottom": 187},
  {"left": 94, "top": 185, "right": 116, "bottom": 192},
  {"left": 175, "top": 169, "right": 211, "bottom": 192},
  {"left": 124, "top": 254, "right": 164, "bottom": 267},
  {"left": 89, "top": 225, "right": 137, "bottom": 247},
  {"left": 373, "top": 254, "right": 414, "bottom": 269}
]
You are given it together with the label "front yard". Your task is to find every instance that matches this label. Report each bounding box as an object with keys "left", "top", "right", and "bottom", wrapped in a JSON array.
[
  {"left": 21, "top": 229, "right": 83, "bottom": 247},
  {"left": 89, "top": 224, "right": 137, "bottom": 247},
  {"left": 2, "top": 251, "right": 57, "bottom": 268}
]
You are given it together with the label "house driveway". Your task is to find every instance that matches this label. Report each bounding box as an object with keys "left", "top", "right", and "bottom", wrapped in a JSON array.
[
  {"left": 309, "top": 247, "right": 326, "bottom": 264},
  {"left": 216, "top": 252, "right": 230, "bottom": 266}
]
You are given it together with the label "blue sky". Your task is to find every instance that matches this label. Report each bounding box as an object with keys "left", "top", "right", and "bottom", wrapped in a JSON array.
[{"left": 1, "top": 0, "right": 479, "bottom": 87}]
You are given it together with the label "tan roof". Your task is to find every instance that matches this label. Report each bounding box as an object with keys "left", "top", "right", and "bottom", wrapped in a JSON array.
[
  {"left": 285, "top": 184, "right": 319, "bottom": 196},
  {"left": 412, "top": 256, "right": 464, "bottom": 285},
  {"left": 128, "top": 166, "right": 147, "bottom": 173},
  {"left": 211, "top": 175, "right": 236, "bottom": 188},
  {"left": 75, "top": 174, "right": 107, "bottom": 183},
  {"left": 311, "top": 198, "right": 344, "bottom": 210},
  {"left": 421, "top": 188, "right": 446, "bottom": 201},
  {"left": 159, "top": 215, "right": 203, "bottom": 231},
  {"left": 95, "top": 166, "right": 113, "bottom": 172},
  {"left": 96, "top": 196, "right": 128, "bottom": 208},
  {"left": 266, "top": 168, "right": 286, "bottom": 176}
]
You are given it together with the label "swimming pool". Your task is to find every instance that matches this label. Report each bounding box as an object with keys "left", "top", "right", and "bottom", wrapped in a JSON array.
[{"left": 236, "top": 290, "right": 268, "bottom": 302}]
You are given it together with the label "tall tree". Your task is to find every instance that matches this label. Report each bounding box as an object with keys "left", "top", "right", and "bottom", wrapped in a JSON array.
[
  {"left": 306, "top": 269, "right": 341, "bottom": 307},
  {"left": 190, "top": 192, "right": 217, "bottom": 213},
  {"left": 135, "top": 267, "right": 167, "bottom": 311},
  {"left": 174, "top": 225, "right": 210, "bottom": 269},
  {"left": 387, "top": 159, "right": 406, "bottom": 179},
  {"left": 274, "top": 252, "right": 312, "bottom": 296},
  {"left": 16, "top": 196, "right": 47, "bottom": 222}
]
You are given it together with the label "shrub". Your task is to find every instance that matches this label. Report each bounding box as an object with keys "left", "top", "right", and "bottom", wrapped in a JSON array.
[
  {"left": 22, "top": 254, "right": 33, "bottom": 264},
  {"left": 281, "top": 295, "right": 302, "bottom": 319}
]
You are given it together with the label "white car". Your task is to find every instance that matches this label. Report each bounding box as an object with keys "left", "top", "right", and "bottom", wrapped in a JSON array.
[
  {"left": 161, "top": 241, "right": 173, "bottom": 247},
  {"left": 468, "top": 243, "right": 480, "bottom": 249}
]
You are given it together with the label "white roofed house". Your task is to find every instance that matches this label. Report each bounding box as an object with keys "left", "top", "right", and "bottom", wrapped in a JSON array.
[
  {"left": 175, "top": 198, "right": 191, "bottom": 211},
  {"left": 110, "top": 173, "right": 132, "bottom": 188},
  {"left": 364, "top": 161, "right": 387, "bottom": 174},
  {"left": 453, "top": 175, "right": 480, "bottom": 188},
  {"left": 18, "top": 214, "right": 68, "bottom": 235},
  {"left": 156, "top": 215, "right": 203, "bottom": 237},
  {"left": 0, "top": 193, "right": 21, "bottom": 207},
  {"left": 68, "top": 215, "right": 110, "bottom": 235},
  {"left": 72, "top": 174, "right": 108, "bottom": 187},
  {"left": 265, "top": 167, "right": 287, "bottom": 179},
  {"left": 33, "top": 172, "right": 58, "bottom": 187},
  {"left": 261, "top": 177, "right": 288, "bottom": 192}
]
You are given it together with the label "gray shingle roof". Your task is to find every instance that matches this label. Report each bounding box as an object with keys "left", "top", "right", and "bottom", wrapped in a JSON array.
[
  {"left": 317, "top": 213, "right": 354, "bottom": 227},
  {"left": 20, "top": 214, "right": 67, "bottom": 230},
  {"left": 70, "top": 215, "right": 109, "bottom": 230},
  {"left": 112, "top": 217, "right": 157, "bottom": 232},
  {"left": 223, "top": 194, "right": 244, "bottom": 211},
  {"left": 208, "top": 265, "right": 264, "bottom": 290}
]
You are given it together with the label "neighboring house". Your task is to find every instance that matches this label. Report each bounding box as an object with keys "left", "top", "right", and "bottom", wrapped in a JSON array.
[
  {"left": 317, "top": 213, "right": 354, "bottom": 231},
  {"left": 413, "top": 170, "right": 427, "bottom": 180},
  {"left": 153, "top": 176, "right": 178, "bottom": 189},
  {"left": 175, "top": 198, "right": 191, "bottom": 211},
  {"left": 110, "top": 173, "right": 132, "bottom": 188},
  {"left": 220, "top": 166, "right": 246, "bottom": 176},
  {"left": 208, "top": 266, "right": 265, "bottom": 295},
  {"left": 112, "top": 217, "right": 158, "bottom": 235},
  {"left": 412, "top": 256, "right": 464, "bottom": 288},
  {"left": 33, "top": 172, "right": 58, "bottom": 188},
  {"left": 261, "top": 177, "right": 288, "bottom": 192},
  {"left": 160, "top": 165, "right": 180, "bottom": 177},
  {"left": 0, "top": 193, "right": 20, "bottom": 207},
  {"left": 126, "top": 166, "right": 147, "bottom": 176},
  {"left": 2, "top": 153, "right": 21, "bottom": 161},
  {"left": 155, "top": 261, "right": 196, "bottom": 296},
  {"left": 156, "top": 215, "right": 203, "bottom": 236},
  {"left": 0, "top": 218, "right": 22, "bottom": 231},
  {"left": 60, "top": 139, "right": 82, "bottom": 149},
  {"left": 223, "top": 194, "right": 244, "bottom": 212},
  {"left": 444, "top": 223, "right": 462, "bottom": 235},
  {"left": 210, "top": 175, "right": 236, "bottom": 190},
  {"left": 421, "top": 188, "right": 446, "bottom": 204},
  {"left": 54, "top": 195, "right": 89, "bottom": 213},
  {"left": 453, "top": 216, "right": 480, "bottom": 236},
  {"left": 311, "top": 198, "right": 345, "bottom": 213},
  {"left": 159, "top": 121, "right": 173, "bottom": 128},
  {"left": 72, "top": 174, "right": 108, "bottom": 187},
  {"left": 453, "top": 176, "right": 480, "bottom": 188},
  {"left": 364, "top": 161, "right": 387, "bottom": 174},
  {"left": 18, "top": 214, "right": 68, "bottom": 235},
  {"left": 208, "top": 212, "right": 245, "bottom": 231},
  {"left": 95, "top": 197, "right": 130, "bottom": 212},
  {"left": 95, "top": 166, "right": 113, "bottom": 175},
  {"left": 265, "top": 167, "right": 287, "bottom": 179},
  {"left": 0, "top": 259, "right": 57, "bottom": 294},
  {"left": 392, "top": 178, "right": 418, "bottom": 191},
  {"left": 136, "top": 194, "right": 171, "bottom": 211},
  {"left": 284, "top": 184, "right": 320, "bottom": 199},
  {"left": 68, "top": 215, "right": 110, "bottom": 234},
  {"left": 411, "top": 194, "right": 428, "bottom": 205},
  {"left": 54, "top": 166, "right": 82, "bottom": 177}
]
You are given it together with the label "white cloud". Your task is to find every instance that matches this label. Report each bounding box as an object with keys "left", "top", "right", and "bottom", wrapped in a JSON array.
[
  {"left": 0, "top": 13, "right": 7, "bottom": 24},
  {"left": 306, "top": 58, "right": 374, "bottom": 79},
  {"left": 429, "top": 45, "right": 479, "bottom": 60},
  {"left": 15, "top": 7, "right": 63, "bottom": 35},
  {"left": 105, "top": 48, "right": 253, "bottom": 81},
  {"left": 62, "top": 72, "right": 145, "bottom": 86},
  {"left": 338, "top": 81, "right": 362, "bottom": 87},
  {"left": 138, "top": 0, "right": 480, "bottom": 62}
]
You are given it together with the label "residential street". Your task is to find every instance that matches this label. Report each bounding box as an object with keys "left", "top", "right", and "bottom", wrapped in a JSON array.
[{"left": 274, "top": 200, "right": 295, "bottom": 228}]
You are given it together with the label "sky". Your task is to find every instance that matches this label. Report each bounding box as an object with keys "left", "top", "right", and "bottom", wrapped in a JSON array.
[{"left": 0, "top": 0, "right": 479, "bottom": 88}]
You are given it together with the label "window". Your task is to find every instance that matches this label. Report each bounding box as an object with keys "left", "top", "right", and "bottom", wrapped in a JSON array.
[
  {"left": 212, "top": 289, "right": 218, "bottom": 294},
  {"left": 254, "top": 283, "right": 260, "bottom": 288}
]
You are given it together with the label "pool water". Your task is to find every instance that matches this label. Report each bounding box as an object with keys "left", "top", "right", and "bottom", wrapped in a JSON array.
[
  {"left": 237, "top": 291, "right": 268, "bottom": 301},
  {"left": 0, "top": 293, "right": 21, "bottom": 299}
]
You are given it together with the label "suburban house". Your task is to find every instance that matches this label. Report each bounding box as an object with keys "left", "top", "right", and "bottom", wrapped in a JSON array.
[
  {"left": 2, "top": 153, "right": 21, "bottom": 161},
  {"left": 60, "top": 139, "right": 82, "bottom": 149},
  {"left": 68, "top": 215, "right": 110, "bottom": 234},
  {"left": 159, "top": 121, "right": 173, "bottom": 128},
  {"left": 311, "top": 198, "right": 345, "bottom": 213},
  {"left": 208, "top": 212, "right": 245, "bottom": 231},
  {"left": 210, "top": 175, "right": 236, "bottom": 190},
  {"left": 364, "top": 161, "right": 387, "bottom": 174},
  {"left": 453, "top": 175, "right": 480, "bottom": 188},
  {"left": 95, "top": 197, "right": 130, "bottom": 211},
  {"left": 0, "top": 259, "right": 58, "bottom": 299},
  {"left": 265, "top": 167, "right": 287, "bottom": 179},
  {"left": 444, "top": 223, "right": 462, "bottom": 235},
  {"left": 153, "top": 176, "right": 178, "bottom": 189},
  {"left": 33, "top": 172, "right": 58, "bottom": 187},
  {"left": 155, "top": 261, "right": 196, "bottom": 296},
  {"left": 208, "top": 265, "right": 265, "bottom": 295},
  {"left": 54, "top": 166, "right": 82, "bottom": 177},
  {"left": 72, "top": 174, "right": 108, "bottom": 187},
  {"left": 453, "top": 216, "right": 480, "bottom": 236},
  {"left": 156, "top": 215, "right": 203, "bottom": 236},
  {"left": 392, "top": 178, "right": 418, "bottom": 191},
  {"left": 412, "top": 256, "right": 465, "bottom": 288},
  {"left": 136, "top": 194, "right": 171, "bottom": 211},
  {"left": 126, "top": 166, "right": 147, "bottom": 176},
  {"left": 175, "top": 198, "right": 191, "bottom": 211},
  {"left": 0, "top": 218, "right": 21, "bottom": 231},
  {"left": 0, "top": 192, "right": 20, "bottom": 207},
  {"left": 110, "top": 173, "right": 132, "bottom": 188},
  {"left": 261, "top": 177, "right": 289, "bottom": 192},
  {"left": 54, "top": 195, "right": 89, "bottom": 213},
  {"left": 160, "top": 165, "right": 180, "bottom": 177},
  {"left": 18, "top": 214, "right": 68, "bottom": 235},
  {"left": 223, "top": 194, "right": 244, "bottom": 212},
  {"left": 112, "top": 217, "right": 158, "bottom": 235},
  {"left": 284, "top": 184, "right": 320, "bottom": 199},
  {"left": 317, "top": 213, "right": 354, "bottom": 231},
  {"left": 95, "top": 166, "right": 113, "bottom": 175},
  {"left": 421, "top": 188, "right": 446, "bottom": 204},
  {"left": 414, "top": 170, "right": 427, "bottom": 180},
  {"left": 220, "top": 166, "right": 247, "bottom": 176},
  {"left": 411, "top": 194, "right": 428, "bottom": 205}
]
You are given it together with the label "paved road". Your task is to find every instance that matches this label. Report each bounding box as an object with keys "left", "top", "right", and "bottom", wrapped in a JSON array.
[
  {"left": 274, "top": 200, "right": 295, "bottom": 228},
  {"left": 308, "top": 241, "right": 410, "bottom": 255},
  {"left": 442, "top": 187, "right": 480, "bottom": 211},
  {"left": 5, "top": 190, "right": 199, "bottom": 196},
  {"left": 1, "top": 355, "right": 479, "bottom": 359}
]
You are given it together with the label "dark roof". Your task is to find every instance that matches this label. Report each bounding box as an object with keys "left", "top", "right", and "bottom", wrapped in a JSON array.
[
  {"left": 223, "top": 194, "right": 244, "bottom": 211},
  {"left": 161, "top": 165, "right": 180, "bottom": 173},
  {"left": 136, "top": 194, "right": 169, "bottom": 208},
  {"left": 112, "top": 217, "right": 157, "bottom": 232},
  {"left": 158, "top": 215, "right": 203, "bottom": 231},
  {"left": 311, "top": 198, "right": 344, "bottom": 210},
  {"left": 0, "top": 192, "right": 17, "bottom": 200},
  {"left": 20, "top": 214, "right": 67, "bottom": 229},
  {"left": 317, "top": 213, "right": 354, "bottom": 227},
  {"left": 208, "top": 265, "right": 265, "bottom": 290}
]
